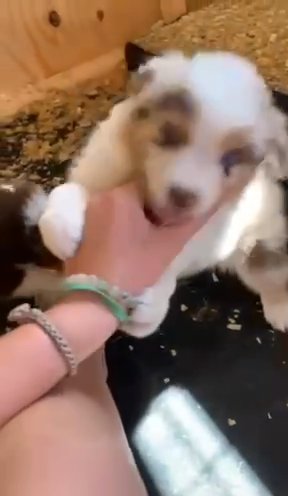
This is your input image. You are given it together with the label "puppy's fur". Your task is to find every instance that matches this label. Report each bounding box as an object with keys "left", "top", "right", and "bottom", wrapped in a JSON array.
[
  {"left": 0, "top": 180, "right": 61, "bottom": 299},
  {"left": 38, "top": 45, "right": 288, "bottom": 336}
]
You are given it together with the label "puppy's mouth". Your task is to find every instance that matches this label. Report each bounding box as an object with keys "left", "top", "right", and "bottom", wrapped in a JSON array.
[
  {"left": 144, "top": 204, "right": 163, "bottom": 226},
  {"left": 144, "top": 203, "right": 194, "bottom": 227}
]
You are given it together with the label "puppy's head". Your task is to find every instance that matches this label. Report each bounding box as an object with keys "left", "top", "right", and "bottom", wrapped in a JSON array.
[{"left": 125, "top": 49, "right": 288, "bottom": 224}]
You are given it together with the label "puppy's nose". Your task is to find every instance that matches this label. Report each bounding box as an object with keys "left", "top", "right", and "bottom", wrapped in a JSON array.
[{"left": 169, "top": 186, "right": 197, "bottom": 209}]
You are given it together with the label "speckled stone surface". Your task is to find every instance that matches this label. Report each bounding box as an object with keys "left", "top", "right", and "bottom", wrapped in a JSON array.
[{"left": 108, "top": 271, "right": 288, "bottom": 496}]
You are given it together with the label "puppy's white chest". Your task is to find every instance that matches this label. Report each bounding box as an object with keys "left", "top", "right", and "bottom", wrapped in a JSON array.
[
  {"left": 170, "top": 206, "right": 239, "bottom": 278},
  {"left": 173, "top": 176, "right": 274, "bottom": 278}
]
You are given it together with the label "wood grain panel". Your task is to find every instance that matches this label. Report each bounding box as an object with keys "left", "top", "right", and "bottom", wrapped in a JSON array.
[{"left": 0, "top": 0, "right": 161, "bottom": 93}]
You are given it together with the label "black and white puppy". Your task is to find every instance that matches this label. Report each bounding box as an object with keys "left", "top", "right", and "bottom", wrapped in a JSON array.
[{"left": 0, "top": 180, "right": 60, "bottom": 299}]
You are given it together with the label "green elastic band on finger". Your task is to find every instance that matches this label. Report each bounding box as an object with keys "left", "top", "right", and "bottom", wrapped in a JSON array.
[{"left": 64, "top": 282, "right": 129, "bottom": 323}]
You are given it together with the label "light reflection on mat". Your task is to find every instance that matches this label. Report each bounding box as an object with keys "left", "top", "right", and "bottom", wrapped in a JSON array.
[{"left": 133, "top": 387, "right": 272, "bottom": 496}]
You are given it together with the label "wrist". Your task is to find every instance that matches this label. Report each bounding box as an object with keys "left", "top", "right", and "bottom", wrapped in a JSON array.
[
  {"left": 45, "top": 291, "right": 118, "bottom": 362},
  {"left": 56, "top": 290, "right": 116, "bottom": 310},
  {"left": 64, "top": 275, "right": 136, "bottom": 322}
]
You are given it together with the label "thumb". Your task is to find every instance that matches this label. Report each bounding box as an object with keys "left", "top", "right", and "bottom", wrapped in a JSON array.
[{"left": 148, "top": 205, "right": 220, "bottom": 264}]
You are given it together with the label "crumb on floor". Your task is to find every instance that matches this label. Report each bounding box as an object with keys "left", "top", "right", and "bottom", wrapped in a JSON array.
[{"left": 228, "top": 418, "right": 237, "bottom": 427}]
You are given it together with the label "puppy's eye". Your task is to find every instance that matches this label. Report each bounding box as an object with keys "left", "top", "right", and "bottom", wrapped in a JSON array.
[
  {"left": 220, "top": 148, "right": 248, "bottom": 176},
  {"left": 134, "top": 106, "right": 150, "bottom": 120},
  {"left": 155, "top": 122, "right": 189, "bottom": 148}
]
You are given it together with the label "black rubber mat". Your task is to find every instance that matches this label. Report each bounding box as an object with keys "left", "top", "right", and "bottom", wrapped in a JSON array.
[{"left": 107, "top": 91, "right": 288, "bottom": 496}]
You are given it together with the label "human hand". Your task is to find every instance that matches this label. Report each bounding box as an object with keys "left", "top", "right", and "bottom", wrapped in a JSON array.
[{"left": 65, "top": 183, "right": 222, "bottom": 294}]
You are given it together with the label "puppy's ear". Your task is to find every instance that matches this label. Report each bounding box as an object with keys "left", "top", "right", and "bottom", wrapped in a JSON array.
[
  {"left": 266, "top": 107, "right": 288, "bottom": 180},
  {"left": 124, "top": 42, "right": 156, "bottom": 72}
]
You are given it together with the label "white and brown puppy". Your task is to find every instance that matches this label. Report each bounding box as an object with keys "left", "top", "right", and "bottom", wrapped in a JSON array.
[{"left": 39, "top": 47, "right": 288, "bottom": 337}]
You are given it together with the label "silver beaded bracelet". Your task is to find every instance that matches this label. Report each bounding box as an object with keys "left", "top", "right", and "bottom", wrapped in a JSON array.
[
  {"left": 8, "top": 303, "right": 78, "bottom": 376},
  {"left": 8, "top": 276, "right": 142, "bottom": 377}
]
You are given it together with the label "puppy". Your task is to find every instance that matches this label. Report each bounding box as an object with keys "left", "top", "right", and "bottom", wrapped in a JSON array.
[
  {"left": 0, "top": 180, "right": 61, "bottom": 300},
  {"left": 39, "top": 47, "right": 288, "bottom": 337}
]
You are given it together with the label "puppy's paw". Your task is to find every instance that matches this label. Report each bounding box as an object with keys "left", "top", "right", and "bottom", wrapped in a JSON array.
[
  {"left": 121, "top": 290, "right": 170, "bottom": 337},
  {"left": 120, "top": 276, "right": 176, "bottom": 338},
  {"left": 262, "top": 298, "right": 288, "bottom": 332},
  {"left": 39, "top": 183, "right": 87, "bottom": 260},
  {"left": 39, "top": 209, "right": 83, "bottom": 261}
]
